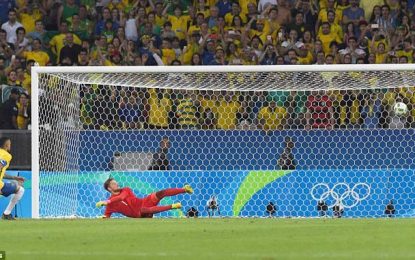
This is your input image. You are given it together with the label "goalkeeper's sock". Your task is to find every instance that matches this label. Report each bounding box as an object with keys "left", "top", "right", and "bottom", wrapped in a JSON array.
[
  {"left": 4, "top": 187, "right": 24, "bottom": 215},
  {"left": 156, "top": 188, "right": 185, "bottom": 200},
  {"left": 141, "top": 205, "right": 173, "bottom": 214}
]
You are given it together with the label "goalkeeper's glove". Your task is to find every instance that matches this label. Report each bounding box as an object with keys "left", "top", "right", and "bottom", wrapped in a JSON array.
[{"left": 96, "top": 200, "right": 109, "bottom": 208}]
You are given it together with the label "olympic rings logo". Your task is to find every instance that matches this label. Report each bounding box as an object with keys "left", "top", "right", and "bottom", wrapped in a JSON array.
[{"left": 310, "top": 183, "right": 371, "bottom": 209}]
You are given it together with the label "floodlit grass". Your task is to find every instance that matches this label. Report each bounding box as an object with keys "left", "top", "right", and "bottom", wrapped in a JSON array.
[{"left": 0, "top": 218, "right": 414, "bottom": 260}]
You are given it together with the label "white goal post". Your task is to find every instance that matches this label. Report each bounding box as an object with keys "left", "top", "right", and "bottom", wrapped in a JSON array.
[{"left": 31, "top": 64, "right": 415, "bottom": 219}]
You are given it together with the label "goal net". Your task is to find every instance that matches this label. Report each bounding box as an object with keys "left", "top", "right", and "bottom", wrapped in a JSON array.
[{"left": 31, "top": 65, "right": 415, "bottom": 218}]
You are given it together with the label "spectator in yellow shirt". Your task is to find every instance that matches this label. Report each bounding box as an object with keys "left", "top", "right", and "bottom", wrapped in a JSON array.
[
  {"left": 148, "top": 88, "right": 172, "bottom": 129},
  {"left": 258, "top": 100, "right": 287, "bottom": 130},
  {"left": 49, "top": 21, "right": 81, "bottom": 62},
  {"left": 18, "top": 38, "right": 50, "bottom": 66},
  {"left": 317, "top": 22, "right": 342, "bottom": 54},
  {"left": 216, "top": 93, "right": 241, "bottom": 129},
  {"left": 164, "top": 5, "right": 190, "bottom": 41},
  {"left": 161, "top": 38, "right": 176, "bottom": 65},
  {"left": 225, "top": 3, "right": 246, "bottom": 26},
  {"left": 17, "top": 2, "right": 44, "bottom": 33}
]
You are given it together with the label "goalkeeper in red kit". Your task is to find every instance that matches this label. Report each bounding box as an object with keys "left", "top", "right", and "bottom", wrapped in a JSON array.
[{"left": 96, "top": 178, "right": 193, "bottom": 218}]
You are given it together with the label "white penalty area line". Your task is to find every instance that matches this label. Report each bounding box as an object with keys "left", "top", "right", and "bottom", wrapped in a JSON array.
[
  {"left": 7, "top": 251, "right": 277, "bottom": 258},
  {"left": 8, "top": 250, "right": 415, "bottom": 259}
]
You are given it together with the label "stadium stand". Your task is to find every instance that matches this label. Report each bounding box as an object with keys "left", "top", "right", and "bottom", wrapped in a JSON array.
[{"left": 0, "top": 0, "right": 414, "bottom": 130}]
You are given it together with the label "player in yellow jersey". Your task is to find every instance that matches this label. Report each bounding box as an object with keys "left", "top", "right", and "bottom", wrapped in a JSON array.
[{"left": 0, "top": 137, "right": 25, "bottom": 220}]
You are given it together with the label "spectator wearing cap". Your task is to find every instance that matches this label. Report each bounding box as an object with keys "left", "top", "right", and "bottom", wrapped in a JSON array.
[
  {"left": 139, "top": 34, "right": 159, "bottom": 66},
  {"left": 1, "top": 9, "right": 23, "bottom": 44},
  {"left": 108, "top": 50, "right": 122, "bottom": 65},
  {"left": 208, "top": 45, "right": 226, "bottom": 65},
  {"left": 0, "top": 88, "right": 20, "bottom": 129},
  {"left": 142, "top": 22, "right": 162, "bottom": 47}
]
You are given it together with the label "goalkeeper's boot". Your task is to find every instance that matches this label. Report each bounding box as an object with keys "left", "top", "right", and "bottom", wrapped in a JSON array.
[
  {"left": 172, "top": 202, "right": 182, "bottom": 209},
  {"left": 184, "top": 184, "right": 194, "bottom": 194},
  {"left": 2, "top": 213, "right": 16, "bottom": 220}
]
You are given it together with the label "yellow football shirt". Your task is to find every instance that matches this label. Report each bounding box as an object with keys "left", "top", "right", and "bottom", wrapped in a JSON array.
[
  {"left": 49, "top": 33, "right": 81, "bottom": 61},
  {"left": 22, "top": 50, "right": 50, "bottom": 66},
  {"left": 0, "top": 148, "right": 12, "bottom": 190},
  {"left": 148, "top": 89, "right": 172, "bottom": 128},
  {"left": 167, "top": 15, "right": 190, "bottom": 40},
  {"left": 216, "top": 99, "right": 240, "bottom": 129},
  {"left": 258, "top": 106, "right": 287, "bottom": 130}
]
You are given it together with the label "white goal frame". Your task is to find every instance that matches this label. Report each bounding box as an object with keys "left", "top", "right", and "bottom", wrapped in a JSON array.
[{"left": 31, "top": 64, "right": 415, "bottom": 218}]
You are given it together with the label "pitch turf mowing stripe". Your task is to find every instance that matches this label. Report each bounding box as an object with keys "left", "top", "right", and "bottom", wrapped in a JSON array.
[{"left": 232, "top": 170, "right": 291, "bottom": 216}]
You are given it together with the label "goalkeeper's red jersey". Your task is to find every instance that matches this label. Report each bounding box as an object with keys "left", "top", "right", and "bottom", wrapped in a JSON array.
[{"left": 104, "top": 187, "right": 143, "bottom": 218}]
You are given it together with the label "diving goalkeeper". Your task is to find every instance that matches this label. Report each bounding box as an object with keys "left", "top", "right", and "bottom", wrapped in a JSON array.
[{"left": 96, "top": 178, "right": 193, "bottom": 218}]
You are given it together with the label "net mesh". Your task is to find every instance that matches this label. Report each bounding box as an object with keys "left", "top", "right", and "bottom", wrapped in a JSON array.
[{"left": 36, "top": 69, "right": 415, "bottom": 218}]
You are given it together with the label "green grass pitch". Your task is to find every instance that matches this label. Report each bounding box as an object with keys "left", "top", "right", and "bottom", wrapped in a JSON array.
[{"left": 0, "top": 218, "right": 414, "bottom": 260}]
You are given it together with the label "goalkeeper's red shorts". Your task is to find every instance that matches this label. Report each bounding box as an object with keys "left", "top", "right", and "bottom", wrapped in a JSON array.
[
  {"left": 140, "top": 193, "right": 160, "bottom": 218},
  {"left": 142, "top": 193, "right": 160, "bottom": 208}
]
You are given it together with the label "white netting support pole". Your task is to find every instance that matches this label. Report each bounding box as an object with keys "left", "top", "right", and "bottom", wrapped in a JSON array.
[{"left": 31, "top": 67, "right": 40, "bottom": 219}]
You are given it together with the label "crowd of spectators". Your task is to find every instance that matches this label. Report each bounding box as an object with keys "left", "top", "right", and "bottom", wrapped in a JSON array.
[{"left": 0, "top": 0, "right": 415, "bottom": 130}]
